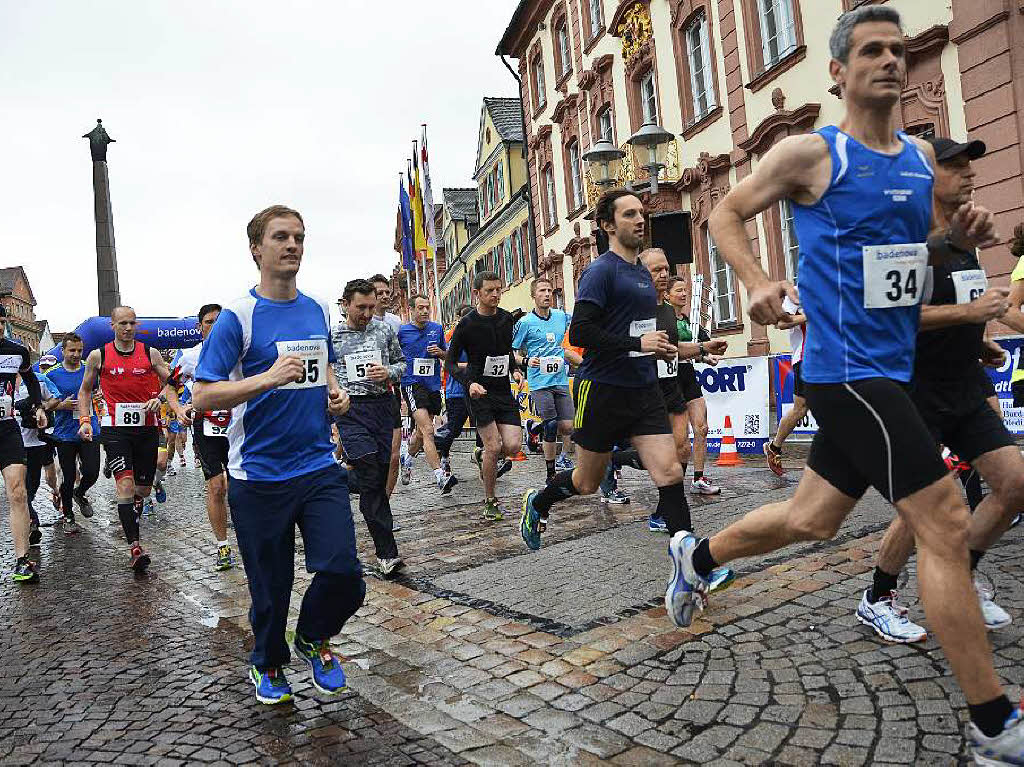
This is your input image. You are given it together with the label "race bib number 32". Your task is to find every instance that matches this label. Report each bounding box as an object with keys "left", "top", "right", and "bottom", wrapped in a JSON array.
[
  {"left": 115, "top": 402, "right": 146, "bottom": 427},
  {"left": 862, "top": 243, "right": 928, "bottom": 309},
  {"left": 276, "top": 340, "right": 328, "bottom": 390},
  {"left": 483, "top": 354, "right": 509, "bottom": 378}
]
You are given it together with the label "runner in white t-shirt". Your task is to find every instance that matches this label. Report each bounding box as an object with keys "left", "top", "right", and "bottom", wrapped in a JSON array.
[{"left": 763, "top": 295, "right": 809, "bottom": 476}]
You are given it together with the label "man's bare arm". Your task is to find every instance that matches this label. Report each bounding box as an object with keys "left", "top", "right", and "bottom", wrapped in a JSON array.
[{"left": 76, "top": 350, "right": 101, "bottom": 423}]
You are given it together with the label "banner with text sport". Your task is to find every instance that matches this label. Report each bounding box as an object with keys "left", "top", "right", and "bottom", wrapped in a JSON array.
[{"left": 694, "top": 355, "right": 770, "bottom": 453}]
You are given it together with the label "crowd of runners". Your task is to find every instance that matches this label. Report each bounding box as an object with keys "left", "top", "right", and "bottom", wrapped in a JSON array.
[{"left": 2, "top": 5, "right": 1024, "bottom": 762}]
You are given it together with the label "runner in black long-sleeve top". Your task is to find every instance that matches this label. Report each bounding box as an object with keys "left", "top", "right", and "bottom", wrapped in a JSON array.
[{"left": 445, "top": 270, "right": 523, "bottom": 520}]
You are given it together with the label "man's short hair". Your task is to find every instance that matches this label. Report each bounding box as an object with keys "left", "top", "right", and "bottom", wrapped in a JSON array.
[
  {"left": 61, "top": 332, "right": 83, "bottom": 349},
  {"left": 343, "top": 279, "right": 377, "bottom": 303},
  {"left": 369, "top": 274, "right": 389, "bottom": 286},
  {"left": 246, "top": 205, "right": 304, "bottom": 248},
  {"left": 473, "top": 271, "right": 501, "bottom": 290},
  {"left": 410, "top": 293, "right": 430, "bottom": 306},
  {"left": 829, "top": 5, "right": 902, "bottom": 64},
  {"left": 111, "top": 305, "right": 135, "bottom": 321},
  {"left": 530, "top": 277, "right": 553, "bottom": 296},
  {"left": 594, "top": 188, "right": 640, "bottom": 230},
  {"left": 639, "top": 247, "right": 666, "bottom": 264},
  {"left": 197, "top": 303, "right": 222, "bottom": 323}
]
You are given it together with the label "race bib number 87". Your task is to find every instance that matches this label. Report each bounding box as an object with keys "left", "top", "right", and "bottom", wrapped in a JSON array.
[
  {"left": 276, "top": 340, "right": 328, "bottom": 390},
  {"left": 862, "top": 243, "right": 929, "bottom": 309}
]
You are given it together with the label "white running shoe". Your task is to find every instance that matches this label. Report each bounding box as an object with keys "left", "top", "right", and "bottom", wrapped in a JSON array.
[
  {"left": 378, "top": 557, "right": 404, "bottom": 576},
  {"left": 691, "top": 477, "right": 721, "bottom": 495},
  {"left": 976, "top": 579, "right": 1013, "bottom": 629},
  {"left": 969, "top": 705, "right": 1024, "bottom": 766},
  {"left": 400, "top": 456, "right": 412, "bottom": 486},
  {"left": 665, "top": 531, "right": 708, "bottom": 629},
  {"left": 855, "top": 589, "right": 927, "bottom": 644}
]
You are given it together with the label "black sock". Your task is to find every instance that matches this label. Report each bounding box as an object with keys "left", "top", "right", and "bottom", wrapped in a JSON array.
[
  {"left": 532, "top": 470, "right": 578, "bottom": 516},
  {"left": 869, "top": 566, "right": 899, "bottom": 603},
  {"left": 970, "top": 695, "right": 1015, "bottom": 738},
  {"left": 546, "top": 459, "right": 555, "bottom": 480},
  {"left": 693, "top": 470, "right": 703, "bottom": 481},
  {"left": 117, "top": 501, "right": 139, "bottom": 544},
  {"left": 657, "top": 482, "right": 691, "bottom": 535},
  {"left": 970, "top": 549, "right": 984, "bottom": 571},
  {"left": 692, "top": 538, "right": 717, "bottom": 579}
]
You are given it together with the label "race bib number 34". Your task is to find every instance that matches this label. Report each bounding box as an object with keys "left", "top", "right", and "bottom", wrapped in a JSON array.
[
  {"left": 115, "top": 402, "right": 146, "bottom": 427},
  {"left": 862, "top": 243, "right": 928, "bottom": 309},
  {"left": 276, "top": 340, "right": 328, "bottom": 390}
]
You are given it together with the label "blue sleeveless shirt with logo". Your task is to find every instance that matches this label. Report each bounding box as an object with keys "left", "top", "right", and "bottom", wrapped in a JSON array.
[{"left": 792, "top": 126, "right": 934, "bottom": 384}]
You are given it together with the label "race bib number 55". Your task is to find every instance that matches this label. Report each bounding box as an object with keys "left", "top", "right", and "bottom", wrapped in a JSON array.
[
  {"left": 862, "top": 243, "right": 928, "bottom": 309},
  {"left": 276, "top": 340, "right": 328, "bottom": 390}
]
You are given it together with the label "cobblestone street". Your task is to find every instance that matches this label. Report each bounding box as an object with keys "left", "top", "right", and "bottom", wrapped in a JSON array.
[{"left": 2, "top": 445, "right": 1021, "bottom": 765}]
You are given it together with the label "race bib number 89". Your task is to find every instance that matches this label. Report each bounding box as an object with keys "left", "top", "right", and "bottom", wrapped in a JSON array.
[
  {"left": 115, "top": 402, "right": 146, "bottom": 427},
  {"left": 862, "top": 243, "right": 929, "bottom": 309},
  {"left": 276, "top": 340, "right": 328, "bottom": 390}
]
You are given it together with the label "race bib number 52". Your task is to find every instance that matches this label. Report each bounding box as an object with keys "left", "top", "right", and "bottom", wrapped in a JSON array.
[
  {"left": 344, "top": 350, "right": 382, "bottom": 383},
  {"left": 862, "top": 243, "right": 928, "bottom": 309},
  {"left": 276, "top": 340, "right": 328, "bottom": 390}
]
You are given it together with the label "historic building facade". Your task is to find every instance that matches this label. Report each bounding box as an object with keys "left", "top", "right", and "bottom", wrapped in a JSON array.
[
  {"left": 498, "top": 0, "right": 1024, "bottom": 355},
  {"left": 0, "top": 266, "right": 45, "bottom": 354}
]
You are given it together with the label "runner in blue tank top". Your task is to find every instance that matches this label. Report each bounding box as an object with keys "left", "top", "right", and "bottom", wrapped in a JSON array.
[{"left": 661, "top": 8, "right": 1021, "bottom": 762}]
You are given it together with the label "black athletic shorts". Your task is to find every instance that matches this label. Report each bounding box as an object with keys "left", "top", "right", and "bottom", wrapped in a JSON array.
[
  {"left": 793, "top": 361, "right": 805, "bottom": 398},
  {"left": 678, "top": 363, "right": 703, "bottom": 403},
  {"left": 100, "top": 426, "right": 160, "bottom": 487},
  {"left": 658, "top": 379, "right": 686, "bottom": 415},
  {"left": 402, "top": 383, "right": 442, "bottom": 417},
  {"left": 803, "top": 378, "right": 947, "bottom": 503},
  {"left": 0, "top": 420, "right": 26, "bottom": 471},
  {"left": 192, "top": 421, "right": 229, "bottom": 481},
  {"left": 911, "top": 366, "right": 1015, "bottom": 465},
  {"left": 572, "top": 379, "right": 671, "bottom": 453},
  {"left": 469, "top": 391, "right": 521, "bottom": 428}
]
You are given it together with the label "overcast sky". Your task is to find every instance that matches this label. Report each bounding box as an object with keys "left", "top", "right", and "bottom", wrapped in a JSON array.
[{"left": 1, "top": 0, "right": 521, "bottom": 331}]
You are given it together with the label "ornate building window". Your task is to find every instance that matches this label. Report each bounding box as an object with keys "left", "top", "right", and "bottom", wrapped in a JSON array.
[
  {"left": 566, "top": 139, "right": 584, "bottom": 211},
  {"left": 532, "top": 53, "right": 547, "bottom": 111},
  {"left": 543, "top": 164, "right": 558, "bottom": 230},
  {"left": 597, "top": 106, "right": 614, "bottom": 142},
  {"left": 554, "top": 12, "right": 572, "bottom": 81},
  {"left": 588, "top": 0, "right": 605, "bottom": 41},
  {"left": 757, "top": 0, "right": 797, "bottom": 68},
  {"left": 685, "top": 12, "right": 716, "bottom": 121},
  {"left": 640, "top": 70, "right": 658, "bottom": 123},
  {"left": 707, "top": 228, "right": 737, "bottom": 325},
  {"left": 739, "top": 0, "right": 805, "bottom": 92},
  {"left": 779, "top": 199, "right": 799, "bottom": 282}
]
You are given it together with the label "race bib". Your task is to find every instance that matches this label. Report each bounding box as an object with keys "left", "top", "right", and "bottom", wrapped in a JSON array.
[
  {"left": 413, "top": 357, "right": 436, "bottom": 377},
  {"left": 862, "top": 243, "right": 929, "bottom": 309},
  {"left": 483, "top": 354, "right": 509, "bottom": 378},
  {"left": 0, "top": 395, "right": 11, "bottom": 420},
  {"left": 344, "top": 350, "right": 382, "bottom": 383},
  {"left": 115, "top": 402, "right": 146, "bottom": 427},
  {"left": 951, "top": 269, "right": 987, "bottom": 305},
  {"left": 629, "top": 318, "right": 656, "bottom": 357},
  {"left": 539, "top": 356, "right": 564, "bottom": 375},
  {"left": 658, "top": 355, "right": 679, "bottom": 378},
  {"left": 203, "top": 410, "right": 231, "bottom": 437},
  {"left": 275, "top": 340, "right": 328, "bottom": 390}
]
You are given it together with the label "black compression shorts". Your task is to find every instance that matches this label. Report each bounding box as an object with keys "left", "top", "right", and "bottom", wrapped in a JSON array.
[
  {"left": 101, "top": 426, "right": 160, "bottom": 487},
  {"left": 0, "top": 421, "right": 26, "bottom": 471},
  {"left": 192, "top": 421, "right": 229, "bottom": 481}
]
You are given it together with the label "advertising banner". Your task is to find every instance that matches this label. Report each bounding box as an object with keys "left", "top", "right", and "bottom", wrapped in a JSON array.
[
  {"left": 695, "top": 355, "right": 770, "bottom": 453},
  {"left": 770, "top": 354, "right": 819, "bottom": 437},
  {"left": 986, "top": 335, "right": 1024, "bottom": 435}
]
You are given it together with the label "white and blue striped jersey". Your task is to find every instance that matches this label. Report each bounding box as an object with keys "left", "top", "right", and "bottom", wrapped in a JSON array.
[{"left": 195, "top": 288, "right": 337, "bottom": 482}]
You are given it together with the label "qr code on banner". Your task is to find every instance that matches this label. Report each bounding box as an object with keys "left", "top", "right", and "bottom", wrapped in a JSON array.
[{"left": 743, "top": 414, "right": 760, "bottom": 435}]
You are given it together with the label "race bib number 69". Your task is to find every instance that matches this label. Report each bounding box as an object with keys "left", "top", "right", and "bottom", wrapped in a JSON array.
[
  {"left": 276, "top": 340, "right": 328, "bottom": 390},
  {"left": 862, "top": 243, "right": 929, "bottom": 309}
]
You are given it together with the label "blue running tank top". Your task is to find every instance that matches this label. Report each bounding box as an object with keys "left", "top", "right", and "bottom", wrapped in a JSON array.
[{"left": 793, "top": 126, "right": 933, "bottom": 384}]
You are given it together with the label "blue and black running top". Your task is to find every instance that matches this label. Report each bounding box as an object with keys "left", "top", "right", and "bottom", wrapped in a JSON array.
[{"left": 793, "top": 126, "right": 933, "bottom": 384}]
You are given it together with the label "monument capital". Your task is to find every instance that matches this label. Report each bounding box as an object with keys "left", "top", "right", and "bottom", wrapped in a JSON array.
[{"left": 83, "top": 119, "right": 115, "bottom": 162}]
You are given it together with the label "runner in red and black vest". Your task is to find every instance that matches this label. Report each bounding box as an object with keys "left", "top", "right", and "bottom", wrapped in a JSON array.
[{"left": 76, "top": 306, "right": 186, "bottom": 573}]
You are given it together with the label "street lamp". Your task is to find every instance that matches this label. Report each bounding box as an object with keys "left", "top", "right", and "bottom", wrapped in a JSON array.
[
  {"left": 582, "top": 138, "right": 626, "bottom": 188},
  {"left": 626, "top": 121, "right": 675, "bottom": 195}
]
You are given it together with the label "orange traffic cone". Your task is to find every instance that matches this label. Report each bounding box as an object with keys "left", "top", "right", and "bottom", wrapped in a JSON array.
[
  {"left": 715, "top": 415, "right": 745, "bottom": 467},
  {"left": 511, "top": 450, "right": 528, "bottom": 461}
]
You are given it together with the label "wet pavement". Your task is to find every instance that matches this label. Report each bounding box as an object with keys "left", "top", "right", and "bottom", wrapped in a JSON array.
[{"left": 1, "top": 443, "right": 1021, "bottom": 765}]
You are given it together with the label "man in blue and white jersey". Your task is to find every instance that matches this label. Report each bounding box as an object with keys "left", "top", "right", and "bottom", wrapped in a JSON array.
[
  {"left": 194, "top": 205, "right": 362, "bottom": 706},
  {"left": 513, "top": 277, "right": 582, "bottom": 481},
  {"left": 667, "top": 8, "right": 1019, "bottom": 761}
]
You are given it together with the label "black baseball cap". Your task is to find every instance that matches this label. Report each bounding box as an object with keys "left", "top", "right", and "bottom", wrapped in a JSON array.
[{"left": 928, "top": 136, "right": 986, "bottom": 163}]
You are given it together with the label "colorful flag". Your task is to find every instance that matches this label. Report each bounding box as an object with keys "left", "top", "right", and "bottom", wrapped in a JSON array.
[
  {"left": 420, "top": 127, "right": 437, "bottom": 261},
  {"left": 398, "top": 176, "right": 414, "bottom": 271},
  {"left": 411, "top": 142, "right": 427, "bottom": 256}
]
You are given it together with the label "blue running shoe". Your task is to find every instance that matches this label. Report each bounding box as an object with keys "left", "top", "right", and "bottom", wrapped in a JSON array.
[
  {"left": 249, "top": 666, "right": 293, "bottom": 705},
  {"left": 293, "top": 633, "right": 348, "bottom": 695},
  {"left": 155, "top": 484, "right": 167, "bottom": 504},
  {"left": 708, "top": 566, "right": 736, "bottom": 593},
  {"left": 648, "top": 516, "right": 668, "bottom": 533},
  {"left": 665, "top": 531, "right": 708, "bottom": 628},
  {"left": 520, "top": 490, "right": 543, "bottom": 551},
  {"left": 555, "top": 455, "right": 575, "bottom": 472}
]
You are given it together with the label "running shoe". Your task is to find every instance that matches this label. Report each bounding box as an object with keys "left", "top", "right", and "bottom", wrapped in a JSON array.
[
  {"left": 555, "top": 454, "right": 575, "bottom": 472},
  {"left": 63, "top": 518, "right": 82, "bottom": 536},
  {"left": 165, "top": 465, "right": 177, "bottom": 478},
  {"left": 437, "top": 471, "right": 456, "bottom": 495},
  {"left": 496, "top": 458, "right": 513, "bottom": 478},
  {"left": 600, "top": 488, "right": 631, "bottom": 505},
  {"left": 12, "top": 557, "right": 39, "bottom": 583},
  {"left": 648, "top": 515, "right": 668, "bottom": 533},
  {"left": 179, "top": 455, "right": 186, "bottom": 467},
  {"left": 691, "top": 477, "right": 722, "bottom": 495},
  {"left": 400, "top": 456, "right": 412, "bottom": 485},
  {"left": 142, "top": 499, "right": 154, "bottom": 518},
  {"left": 249, "top": 666, "right": 293, "bottom": 705},
  {"left": 976, "top": 578, "right": 1012, "bottom": 629},
  {"left": 215, "top": 545, "right": 234, "bottom": 572},
  {"left": 471, "top": 447, "right": 483, "bottom": 467},
  {"left": 73, "top": 492, "right": 95, "bottom": 519},
  {"left": 293, "top": 633, "right": 348, "bottom": 695},
  {"left": 377, "top": 557, "right": 404, "bottom": 577},
  {"left": 440, "top": 457, "right": 451, "bottom": 476},
  {"left": 392, "top": 519, "right": 402, "bottom": 532},
  {"left": 763, "top": 442, "right": 785, "bottom": 476},
  {"left": 665, "top": 531, "right": 708, "bottom": 629},
  {"left": 520, "top": 491, "right": 542, "bottom": 550},
  {"left": 968, "top": 702, "right": 1024, "bottom": 766},
  {"left": 855, "top": 589, "right": 927, "bottom": 643},
  {"left": 29, "top": 522, "right": 41, "bottom": 545},
  {"left": 155, "top": 484, "right": 167, "bottom": 504},
  {"left": 129, "top": 544, "right": 151, "bottom": 573},
  {"left": 708, "top": 567, "right": 737, "bottom": 593},
  {"left": 482, "top": 497, "right": 505, "bottom": 521}
]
